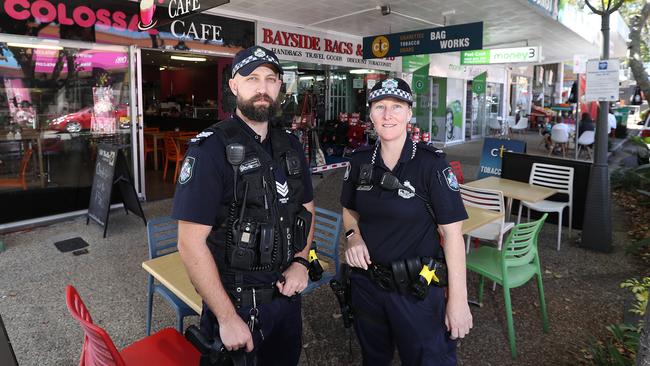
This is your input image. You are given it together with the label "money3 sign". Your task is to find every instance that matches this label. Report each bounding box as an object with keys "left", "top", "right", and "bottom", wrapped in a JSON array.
[{"left": 363, "top": 22, "right": 483, "bottom": 59}]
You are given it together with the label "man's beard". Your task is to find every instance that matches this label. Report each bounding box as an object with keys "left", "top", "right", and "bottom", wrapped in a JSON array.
[{"left": 237, "top": 93, "right": 278, "bottom": 122}]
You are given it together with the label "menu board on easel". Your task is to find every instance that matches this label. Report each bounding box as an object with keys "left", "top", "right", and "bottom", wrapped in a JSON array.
[{"left": 87, "top": 144, "right": 146, "bottom": 238}]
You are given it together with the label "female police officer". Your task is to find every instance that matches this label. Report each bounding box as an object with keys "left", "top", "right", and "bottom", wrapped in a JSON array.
[{"left": 340, "top": 78, "right": 472, "bottom": 365}]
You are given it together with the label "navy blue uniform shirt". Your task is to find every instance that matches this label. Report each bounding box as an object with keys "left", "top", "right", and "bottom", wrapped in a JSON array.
[
  {"left": 171, "top": 115, "right": 314, "bottom": 285},
  {"left": 340, "top": 138, "right": 467, "bottom": 264}
]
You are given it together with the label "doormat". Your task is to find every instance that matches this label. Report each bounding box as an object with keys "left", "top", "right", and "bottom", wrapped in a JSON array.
[{"left": 54, "top": 237, "right": 89, "bottom": 253}]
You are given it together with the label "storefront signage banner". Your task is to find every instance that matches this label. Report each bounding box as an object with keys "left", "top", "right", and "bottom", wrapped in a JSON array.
[
  {"left": 477, "top": 138, "right": 527, "bottom": 179},
  {"left": 362, "top": 22, "right": 483, "bottom": 59},
  {"left": 0, "top": 0, "right": 254, "bottom": 53},
  {"left": 585, "top": 59, "right": 620, "bottom": 102},
  {"left": 256, "top": 21, "right": 399, "bottom": 72},
  {"left": 429, "top": 53, "right": 507, "bottom": 84},
  {"left": 460, "top": 47, "right": 540, "bottom": 65}
]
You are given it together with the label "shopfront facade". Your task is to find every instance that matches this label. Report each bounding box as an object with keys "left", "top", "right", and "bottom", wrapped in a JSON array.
[
  {"left": 0, "top": 0, "right": 254, "bottom": 228},
  {"left": 256, "top": 21, "right": 400, "bottom": 127}
]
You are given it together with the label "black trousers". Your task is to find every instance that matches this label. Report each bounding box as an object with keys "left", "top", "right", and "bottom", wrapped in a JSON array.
[
  {"left": 200, "top": 295, "right": 302, "bottom": 366},
  {"left": 350, "top": 272, "right": 456, "bottom": 366}
]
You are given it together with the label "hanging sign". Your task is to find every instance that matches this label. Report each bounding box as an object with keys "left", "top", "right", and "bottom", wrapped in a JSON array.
[
  {"left": 362, "top": 22, "right": 483, "bottom": 59},
  {"left": 257, "top": 21, "right": 399, "bottom": 71}
]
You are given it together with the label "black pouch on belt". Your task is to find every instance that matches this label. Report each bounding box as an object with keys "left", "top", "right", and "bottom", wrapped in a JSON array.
[
  {"left": 292, "top": 206, "right": 312, "bottom": 253},
  {"left": 391, "top": 260, "right": 410, "bottom": 295}
]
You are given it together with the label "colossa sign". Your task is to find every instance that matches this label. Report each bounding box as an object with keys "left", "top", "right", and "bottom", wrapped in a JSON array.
[{"left": 4, "top": 0, "right": 143, "bottom": 31}]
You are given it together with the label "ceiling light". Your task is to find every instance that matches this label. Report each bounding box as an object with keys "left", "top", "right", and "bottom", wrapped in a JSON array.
[
  {"left": 159, "top": 67, "right": 166, "bottom": 70},
  {"left": 283, "top": 65, "right": 298, "bottom": 70},
  {"left": 170, "top": 55, "right": 206, "bottom": 62},
  {"left": 7, "top": 42, "right": 63, "bottom": 50}
]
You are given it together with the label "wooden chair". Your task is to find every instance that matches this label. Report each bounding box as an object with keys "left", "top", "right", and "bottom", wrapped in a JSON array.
[
  {"left": 146, "top": 217, "right": 198, "bottom": 335},
  {"left": 163, "top": 136, "right": 183, "bottom": 182},
  {"left": 66, "top": 285, "right": 200, "bottom": 366},
  {"left": 0, "top": 148, "right": 33, "bottom": 190}
]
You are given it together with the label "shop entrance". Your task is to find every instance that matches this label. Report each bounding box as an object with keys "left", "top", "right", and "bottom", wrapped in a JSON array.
[{"left": 137, "top": 49, "right": 233, "bottom": 201}]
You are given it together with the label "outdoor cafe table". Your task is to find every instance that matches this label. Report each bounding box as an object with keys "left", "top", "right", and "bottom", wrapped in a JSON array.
[
  {"left": 141, "top": 205, "right": 502, "bottom": 313},
  {"left": 464, "top": 176, "right": 558, "bottom": 217}
]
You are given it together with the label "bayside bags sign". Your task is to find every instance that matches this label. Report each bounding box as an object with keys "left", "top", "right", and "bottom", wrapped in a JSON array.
[{"left": 256, "top": 21, "right": 399, "bottom": 72}]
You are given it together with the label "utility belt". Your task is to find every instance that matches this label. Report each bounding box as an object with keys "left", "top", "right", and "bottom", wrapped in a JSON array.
[
  {"left": 226, "top": 285, "right": 280, "bottom": 309},
  {"left": 353, "top": 256, "right": 447, "bottom": 300}
]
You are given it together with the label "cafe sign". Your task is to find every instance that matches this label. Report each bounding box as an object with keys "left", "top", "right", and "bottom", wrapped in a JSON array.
[
  {"left": 362, "top": 22, "right": 483, "bottom": 59},
  {"left": 460, "top": 46, "right": 541, "bottom": 65},
  {"left": 257, "top": 21, "right": 400, "bottom": 72}
]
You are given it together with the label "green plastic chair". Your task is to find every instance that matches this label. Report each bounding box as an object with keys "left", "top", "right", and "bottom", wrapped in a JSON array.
[{"left": 466, "top": 213, "right": 549, "bottom": 359}]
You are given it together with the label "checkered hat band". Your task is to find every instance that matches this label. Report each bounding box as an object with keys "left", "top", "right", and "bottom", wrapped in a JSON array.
[
  {"left": 232, "top": 54, "right": 278, "bottom": 75},
  {"left": 369, "top": 88, "right": 413, "bottom": 102}
]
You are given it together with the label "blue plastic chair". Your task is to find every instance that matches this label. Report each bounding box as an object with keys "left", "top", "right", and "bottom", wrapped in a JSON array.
[
  {"left": 303, "top": 207, "right": 343, "bottom": 294},
  {"left": 146, "top": 217, "right": 198, "bottom": 335}
]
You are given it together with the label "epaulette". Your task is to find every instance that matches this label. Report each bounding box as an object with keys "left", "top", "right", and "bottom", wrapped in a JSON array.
[
  {"left": 189, "top": 126, "right": 218, "bottom": 146},
  {"left": 416, "top": 142, "right": 446, "bottom": 158}
]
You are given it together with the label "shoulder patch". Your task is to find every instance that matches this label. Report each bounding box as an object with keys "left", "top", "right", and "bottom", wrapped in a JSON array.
[
  {"left": 442, "top": 167, "right": 459, "bottom": 191},
  {"left": 178, "top": 156, "right": 195, "bottom": 184}
]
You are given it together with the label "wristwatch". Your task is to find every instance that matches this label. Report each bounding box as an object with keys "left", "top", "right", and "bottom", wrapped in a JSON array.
[
  {"left": 291, "top": 256, "right": 310, "bottom": 269},
  {"left": 345, "top": 229, "right": 355, "bottom": 240}
]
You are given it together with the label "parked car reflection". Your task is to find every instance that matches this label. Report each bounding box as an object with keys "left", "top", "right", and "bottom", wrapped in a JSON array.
[{"left": 48, "top": 106, "right": 129, "bottom": 133}]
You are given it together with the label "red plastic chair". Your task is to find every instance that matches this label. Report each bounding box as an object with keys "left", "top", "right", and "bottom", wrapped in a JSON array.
[
  {"left": 65, "top": 285, "right": 200, "bottom": 366},
  {"left": 449, "top": 161, "right": 465, "bottom": 184}
]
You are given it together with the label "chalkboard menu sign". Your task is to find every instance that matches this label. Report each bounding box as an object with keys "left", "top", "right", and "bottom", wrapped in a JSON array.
[{"left": 87, "top": 144, "right": 146, "bottom": 237}]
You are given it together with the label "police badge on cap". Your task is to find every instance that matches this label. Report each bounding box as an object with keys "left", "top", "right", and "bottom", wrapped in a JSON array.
[
  {"left": 368, "top": 77, "right": 413, "bottom": 106},
  {"left": 232, "top": 46, "right": 283, "bottom": 77}
]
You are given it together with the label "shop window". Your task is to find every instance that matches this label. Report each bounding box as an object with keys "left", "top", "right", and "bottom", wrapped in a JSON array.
[{"left": 0, "top": 41, "right": 131, "bottom": 197}]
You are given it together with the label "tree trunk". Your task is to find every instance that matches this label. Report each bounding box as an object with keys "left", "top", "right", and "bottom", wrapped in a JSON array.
[
  {"left": 638, "top": 299, "right": 650, "bottom": 366},
  {"left": 628, "top": 1, "right": 650, "bottom": 104}
]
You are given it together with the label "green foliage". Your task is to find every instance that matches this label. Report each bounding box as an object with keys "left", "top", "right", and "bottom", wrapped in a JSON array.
[
  {"left": 611, "top": 165, "right": 650, "bottom": 190},
  {"left": 620, "top": 277, "right": 650, "bottom": 317},
  {"left": 580, "top": 278, "right": 648, "bottom": 365}
]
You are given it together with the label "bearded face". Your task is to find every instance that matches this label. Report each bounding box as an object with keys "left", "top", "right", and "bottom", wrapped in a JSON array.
[{"left": 236, "top": 93, "right": 279, "bottom": 123}]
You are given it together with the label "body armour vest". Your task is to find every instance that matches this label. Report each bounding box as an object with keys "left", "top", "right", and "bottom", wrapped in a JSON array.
[{"left": 200, "top": 119, "right": 310, "bottom": 279}]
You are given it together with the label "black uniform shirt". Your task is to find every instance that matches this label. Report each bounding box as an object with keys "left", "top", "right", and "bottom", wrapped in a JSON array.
[
  {"left": 340, "top": 138, "right": 467, "bottom": 264},
  {"left": 171, "top": 115, "right": 314, "bottom": 284}
]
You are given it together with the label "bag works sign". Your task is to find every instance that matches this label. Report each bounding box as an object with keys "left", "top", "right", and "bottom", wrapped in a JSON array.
[{"left": 256, "top": 21, "right": 399, "bottom": 72}]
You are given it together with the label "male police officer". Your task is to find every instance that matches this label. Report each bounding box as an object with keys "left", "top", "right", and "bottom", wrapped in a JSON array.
[{"left": 172, "top": 45, "right": 315, "bottom": 365}]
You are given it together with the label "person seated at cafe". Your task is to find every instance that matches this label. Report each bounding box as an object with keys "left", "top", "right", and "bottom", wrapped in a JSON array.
[
  {"left": 169, "top": 107, "right": 181, "bottom": 118},
  {"left": 540, "top": 116, "right": 554, "bottom": 150},
  {"left": 579, "top": 113, "right": 595, "bottom": 137},
  {"left": 608, "top": 108, "right": 617, "bottom": 136}
]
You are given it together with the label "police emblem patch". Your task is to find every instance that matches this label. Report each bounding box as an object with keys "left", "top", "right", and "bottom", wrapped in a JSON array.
[
  {"left": 382, "top": 79, "right": 398, "bottom": 89},
  {"left": 442, "top": 167, "right": 459, "bottom": 191},
  {"left": 254, "top": 48, "right": 266, "bottom": 57},
  {"left": 178, "top": 157, "right": 195, "bottom": 184},
  {"left": 398, "top": 180, "right": 415, "bottom": 199}
]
